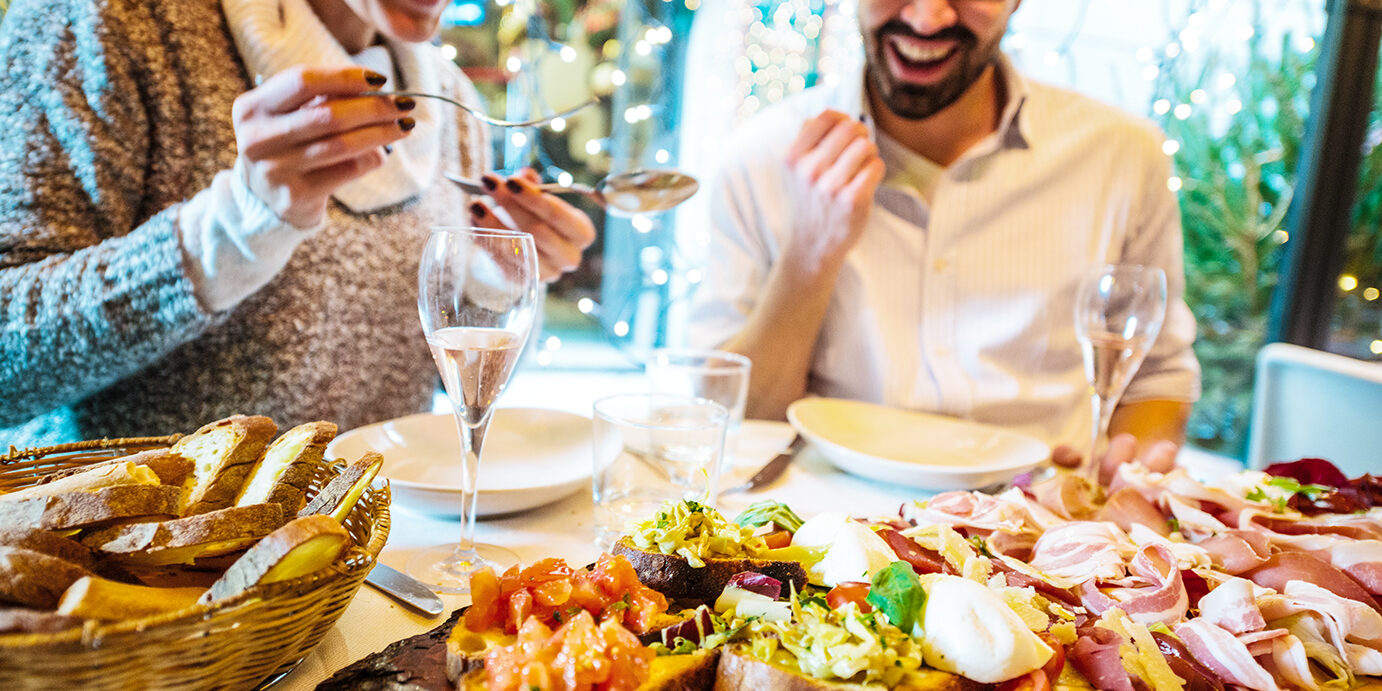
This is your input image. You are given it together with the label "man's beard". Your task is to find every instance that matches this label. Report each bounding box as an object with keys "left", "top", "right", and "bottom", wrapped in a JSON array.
[{"left": 865, "top": 22, "right": 995, "bottom": 120}]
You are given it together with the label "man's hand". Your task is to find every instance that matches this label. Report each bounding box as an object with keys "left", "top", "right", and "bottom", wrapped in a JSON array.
[
  {"left": 465, "top": 168, "right": 597, "bottom": 282},
  {"left": 233, "top": 66, "right": 415, "bottom": 229},
  {"left": 782, "top": 109, "right": 885, "bottom": 272},
  {"left": 1051, "top": 433, "right": 1180, "bottom": 485}
]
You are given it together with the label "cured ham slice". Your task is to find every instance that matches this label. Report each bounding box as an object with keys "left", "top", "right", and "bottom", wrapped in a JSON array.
[
  {"left": 1198, "top": 576, "right": 1265, "bottom": 634},
  {"left": 1243, "top": 552, "right": 1378, "bottom": 607},
  {"left": 1080, "top": 544, "right": 1190, "bottom": 626},
  {"left": 1175, "top": 618, "right": 1281, "bottom": 691},
  {"left": 1029, "top": 521, "right": 1131, "bottom": 583},
  {"left": 1198, "top": 530, "right": 1272, "bottom": 574}
]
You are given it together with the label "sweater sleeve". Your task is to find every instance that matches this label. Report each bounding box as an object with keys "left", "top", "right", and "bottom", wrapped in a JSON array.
[{"left": 0, "top": 0, "right": 214, "bottom": 427}]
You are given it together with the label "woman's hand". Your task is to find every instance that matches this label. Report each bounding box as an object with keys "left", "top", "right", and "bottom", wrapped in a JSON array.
[
  {"left": 232, "top": 66, "right": 416, "bottom": 229},
  {"left": 1051, "top": 434, "right": 1179, "bottom": 485},
  {"left": 467, "top": 168, "right": 597, "bottom": 282}
]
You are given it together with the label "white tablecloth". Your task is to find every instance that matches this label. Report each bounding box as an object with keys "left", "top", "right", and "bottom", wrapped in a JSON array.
[{"left": 274, "top": 369, "right": 1244, "bottom": 690}]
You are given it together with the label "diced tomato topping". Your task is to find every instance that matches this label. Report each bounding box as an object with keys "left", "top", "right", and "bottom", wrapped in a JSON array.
[
  {"left": 826, "top": 581, "right": 873, "bottom": 613},
  {"left": 532, "top": 577, "right": 574, "bottom": 607},
  {"left": 464, "top": 567, "right": 503, "bottom": 632},
  {"left": 484, "top": 610, "right": 655, "bottom": 691},
  {"left": 762, "top": 529, "right": 793, "bottom": 549},
  {"left": 505, "top": 588, "right": 535, "bottom": 635}
]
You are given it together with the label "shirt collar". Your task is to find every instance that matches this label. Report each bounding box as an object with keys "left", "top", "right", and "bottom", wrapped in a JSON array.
[{"left": 846, "top": 52, "right": 1033, "bottom": 151}]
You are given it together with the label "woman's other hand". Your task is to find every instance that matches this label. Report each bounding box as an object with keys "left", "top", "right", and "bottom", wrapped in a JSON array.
[
  {"left": 467, "top": 168, "right": 597, "bottom": 282},
  {"left": 233, "top": 66, "right": 415, "bottom": 229},
  {"left": 1050, "top": 434, "right": 1179, "bottom": 486}
]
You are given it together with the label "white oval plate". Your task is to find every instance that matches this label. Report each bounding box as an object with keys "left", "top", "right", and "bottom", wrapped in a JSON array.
[
  {"left": 786, "top": 398, "right": 1050, "bottom": 491},
  {"left": 327, "top": 408, "right": 592, "bottom": 518}
]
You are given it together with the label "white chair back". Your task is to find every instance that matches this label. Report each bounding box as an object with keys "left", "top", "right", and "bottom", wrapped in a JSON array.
[{"left": 1246, "top": 342, "right": 1382, "bottom": 477}]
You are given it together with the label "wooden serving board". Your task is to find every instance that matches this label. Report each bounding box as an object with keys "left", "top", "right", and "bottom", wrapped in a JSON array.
[{"left": 314, "top": 608, "right": 462, "bottom": 691}]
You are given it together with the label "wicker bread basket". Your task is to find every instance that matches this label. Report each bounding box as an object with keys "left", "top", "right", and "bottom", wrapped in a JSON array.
[{"left": 0, "top": 435, "right": 391, "bottom": 691}]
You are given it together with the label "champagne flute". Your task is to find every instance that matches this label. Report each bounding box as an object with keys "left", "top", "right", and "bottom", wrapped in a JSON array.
[
  {"left": 1074, "top": 264, "right": 1167, "bottom": 480},
  {"left": 410, "top": 226, "right": 539, "bottom": 593}
]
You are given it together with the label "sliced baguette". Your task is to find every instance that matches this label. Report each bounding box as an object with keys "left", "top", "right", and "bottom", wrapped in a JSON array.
[
  {"left": 713, "top": 645, "right": 981, "bottom": 691},
  {"left": 200, "top": 514, "right": 350, "bottom": 604},
  {"left": 80, "top": 502, "right": 286, "bottom": 566},
  {"left": 298, "top": 452, "right": 382, "bottom": 522},
  {"left": 0, "top": 527, "right": 94, "bottom": 569},
  {"left": 0, "top": 608, "right": 85, "bottom": 634},
  {"left": 172, "top": 415, "right": 278, "bottom": 516},
  {"left": 34, "top": 449, "right": 194, "bottom": 488},
  {"left": 0, "top": 484, "right": 181, "bottom": 530},
  {"left": 56, "top": 575, "right": 205, "bottom": 620},
  {"left": 0, "top": 546, "right": 91, "bottom": 609},
  {"left": 612, "top": 537, "right": 808, "bottom": 603},
  {"left": 235, "top": 421, "right": 335, "bottom": 514},
  {"left": 0, "top": 461, "right": 162, "bottom": 503}
]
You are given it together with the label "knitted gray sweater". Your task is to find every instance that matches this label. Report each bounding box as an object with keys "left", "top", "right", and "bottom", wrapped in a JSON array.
[{"left": 0, "top": 0, "right": 488, "bottom": 448}]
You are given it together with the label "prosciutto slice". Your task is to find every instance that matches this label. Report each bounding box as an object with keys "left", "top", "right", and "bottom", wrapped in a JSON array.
[
  {"left": 1243, "top": 552, "right": 1378, "bottom": 608},
  {"left": 1174, "top": 618, "right": 1281, "bottom": 691},
  {"left": 1197, "top": 576, "right": 1265, "bottom": 634},
  {"left": 1030, "top": 521, "right": 1132, "bottom": 583},
  {"left": 1197, "top": 530, "right": 1272, "bottom": 574},
  {"left": 1080, "top": 544, "right": 1190, "bottom": 626}
]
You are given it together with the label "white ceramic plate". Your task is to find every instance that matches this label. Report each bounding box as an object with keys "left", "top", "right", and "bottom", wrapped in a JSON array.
[
  {"left": 786, "top": 398, "right": 1050, "bottom": 491},
  {"left": 327, "top": 408, "right": 592, "bottom": 517}
]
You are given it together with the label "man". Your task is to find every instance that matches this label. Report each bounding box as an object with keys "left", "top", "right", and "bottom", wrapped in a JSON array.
[{"left": 689, "top": 0, "right": 1200, "bottom": 481}]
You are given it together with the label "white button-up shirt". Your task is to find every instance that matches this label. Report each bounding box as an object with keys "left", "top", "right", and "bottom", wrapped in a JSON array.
[{"left": 689, "top": 57, "right": 1201, "bottom": 448}]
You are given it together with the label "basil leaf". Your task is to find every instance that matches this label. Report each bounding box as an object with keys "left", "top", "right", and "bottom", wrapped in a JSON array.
[
  {"left": 734, "top": 500, "right": 805, "bottom": 532},
  {"left": 865, "top": 561, "right": 926, "bottom": 634}
]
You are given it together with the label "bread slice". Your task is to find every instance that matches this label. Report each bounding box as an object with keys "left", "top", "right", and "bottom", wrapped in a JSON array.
[
  {"left": 34, "top": 449, "right": 194, "bottom": 488},
  {"left": 0, "top": 527, "right": 94, "bottom": 569},
  {"left": 235, "top": 421, "right": 335, "bottom": 514},
  {"left": 1, "top": 461, "right": 162, "bottom": 503},
  {"left": 56, "top": 575, "right": 205, "bottom": 620},
  {"left": 612, "top": 537, "right": 808, "bottom": 602},
  {"left": 80, "top": 502, "right": 286, "bottom": 566},
  {"left": 0, "top": 546, "right": 91, "bottom": 609},
  {"left": 0, "top": 608, "right": 85, "bottom": 634},
  {"left": 172, "top": 415, "right": 278, "bottom": 516},
  {"left": 200, "top": 514, "right": 350, "bottom": 604},
  {"left": 713, "top": 645, "right": 981, "bottom": 691},
  {"left": 0, "top": 484, "right": 181, "bottom": 530},
  {"left": 298, "top": 452, "right": 382, "bottom": 522}
]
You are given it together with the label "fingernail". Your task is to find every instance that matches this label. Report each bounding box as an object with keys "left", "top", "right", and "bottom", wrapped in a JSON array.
[
  {"left": 365, "top": 70, "right": 387, "bottom": 87},
  {"left": 382, "top": 144, "right": 393, "bottom": 155},
  {"left": 505, "top": 179, "right": 523, "bottom": 193},
  {"left": 394, "top": 96, "right": 416, "bottom": 111},
  {"left": 469, "top": 202, "right": 486, "bottom": 217},
  {"left": 481, "top": 175, "right": 499, "bottom": 191},
  {"left": 397, "top": 117, "right": 416, "bottom": 132}
]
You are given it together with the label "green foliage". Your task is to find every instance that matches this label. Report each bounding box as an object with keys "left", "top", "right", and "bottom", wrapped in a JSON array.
[{"left": 1155, "top": 10, "right": 1382, "bottom": 456}]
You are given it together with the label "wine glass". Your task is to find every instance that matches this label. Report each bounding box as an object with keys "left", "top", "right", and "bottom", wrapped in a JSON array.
[
  {"left": 1074, "top": 264, "right": 1167, "bottom": 480},
  {"left": 411, "top": 226, "right": 539, "bottom": 593}
]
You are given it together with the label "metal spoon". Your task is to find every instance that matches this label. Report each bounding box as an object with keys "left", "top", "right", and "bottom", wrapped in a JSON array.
[
  {"left": 365, "top": 90, "right": 599, "bottom": 128},
  {"left": 445, "top": 169, "right": 700, "bottom": 216}
]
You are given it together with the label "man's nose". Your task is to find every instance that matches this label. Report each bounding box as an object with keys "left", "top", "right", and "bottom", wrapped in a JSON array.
[{"left": 897, "top": 0, "right": 959, "bottom": 35}]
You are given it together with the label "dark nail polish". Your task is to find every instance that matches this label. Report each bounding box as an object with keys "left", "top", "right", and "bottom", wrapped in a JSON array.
[
  {"left": 469, "top": 202, "right": 486, "bottom": 217},
  {"left": 394, "top": 96, "right": 416, "bottom": 111},
  {"left": 398, "top": 117, "right": 416, "bottom": 132},
  {"left": 481, "top": 175, "right": 499, "bottom": 191},
  {"left": 505, "top": 179, "right": 523, "bottom": 193},
  {"left": 382, "top": 144, "right": 393, "bottom": 155},
  {"left": 365, "top": 70, "right": 387, "bottom": 87}
]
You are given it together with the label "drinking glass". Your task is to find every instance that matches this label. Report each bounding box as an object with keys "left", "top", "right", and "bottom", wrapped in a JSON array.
[
  {"left": 411, "top": 226, "right": 539, "bottom": 593},
  {"left": 1074, "top": 264, "right": 1167, "bottom": 479},
  {"left": 644, "top": 348, "right": 750, "bottom": 465}
]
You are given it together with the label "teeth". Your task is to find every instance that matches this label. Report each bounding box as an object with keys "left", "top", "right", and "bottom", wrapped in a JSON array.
[{"left": 891, "top": 38, "right": 951, "bottom": 63}]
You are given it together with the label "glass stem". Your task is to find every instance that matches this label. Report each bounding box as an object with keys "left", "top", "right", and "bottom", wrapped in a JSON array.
[
  {"left": 1084, "top": 393, "right": 1115, "bottom": 480},
  {"left": 452, "top": 408, "right": 493, "bottom": 555}
]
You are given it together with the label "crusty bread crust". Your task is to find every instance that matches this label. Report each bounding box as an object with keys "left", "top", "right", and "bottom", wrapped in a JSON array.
[
  {"left": 0, "top": 546, "right": 91, "bottom": 609},
  {"left": 34, "top": 449, "right": 193, "bottom": 488},
  {"left": 612, "top": 537, "right": 808, "bottom": 602},
  {"left": 200, "top": 514, "right": 349, "bottom": 604},
  {"left": 173, "top": 415, "right": 278, "bottom": 516},
  {"left": 298, "top": 452, "right": 382, "bottom": 521},
  {"left": 0, "top": 484, "right": 181, "bottom": 530},
  {"left": 0, "top": 527, "right": 94, "bottom": 569},
  {"left": 236, "top": 421, "right": 336, "bottom": 514},
  {"left": 81, "top": 502, "right": 287, "bottom": 565},
  {"left": 713, "top": 646, "right": 984, "bottom": 691},
  {"left": 0, "top": 607, "right": 85, "bottom": 634}
]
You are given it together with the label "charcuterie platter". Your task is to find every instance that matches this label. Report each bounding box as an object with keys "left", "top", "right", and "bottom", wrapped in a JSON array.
[{"left": 321, "top": 458, "right": 1382, "bottom": 690}]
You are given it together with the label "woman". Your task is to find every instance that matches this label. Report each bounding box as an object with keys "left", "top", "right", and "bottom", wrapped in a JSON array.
[{"left": 0, "top": 0, "right": 595, "bottom": 446}]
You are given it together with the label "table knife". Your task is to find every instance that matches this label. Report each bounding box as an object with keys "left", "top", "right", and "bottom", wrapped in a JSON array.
[
  {"left": 725, "top": 433, "right": 806, "bottom": 493},
  {"left": 365, "top": 562, "right": 445, "bottom": 617}
]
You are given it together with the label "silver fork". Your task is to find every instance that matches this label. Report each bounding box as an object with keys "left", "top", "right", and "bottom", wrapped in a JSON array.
[{"left": 366, "top": 91, "right": 599, "bottom": 128}]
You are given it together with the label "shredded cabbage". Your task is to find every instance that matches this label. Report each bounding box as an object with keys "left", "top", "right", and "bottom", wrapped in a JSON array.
[
  {"left": 748, "top": 599, "right": 924, "bottom": 686},
  {"left": 630, "top": 500, "right": 766, "bottom": 567}
]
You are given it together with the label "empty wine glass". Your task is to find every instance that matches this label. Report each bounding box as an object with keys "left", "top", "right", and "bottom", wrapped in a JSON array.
[
  {"left": 1074, "top": 264, "right": 1167, "bottom": 480},
  {"left": 411, "top": 226, "right": 539, "bottom": 593}
]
